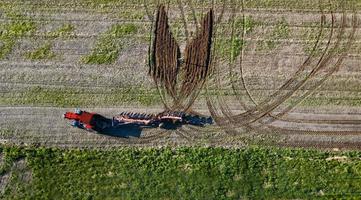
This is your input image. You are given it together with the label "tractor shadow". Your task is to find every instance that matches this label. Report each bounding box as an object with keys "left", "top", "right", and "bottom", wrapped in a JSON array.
[
  {"left": 96, "top": 123, "right": 184, "bottom": 138},
  {"left": 96, "top": 124, "right": 143, "bottom": 138}
]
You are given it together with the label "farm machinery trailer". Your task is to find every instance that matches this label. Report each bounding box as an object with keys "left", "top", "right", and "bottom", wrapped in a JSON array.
[{"left": 64, "top": 109, "right": 213, "bottom": 132}]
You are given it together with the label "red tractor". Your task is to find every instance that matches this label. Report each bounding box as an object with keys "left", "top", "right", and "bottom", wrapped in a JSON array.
[{"left": 63, "top": 109, "right": 113, "bottom": 131}]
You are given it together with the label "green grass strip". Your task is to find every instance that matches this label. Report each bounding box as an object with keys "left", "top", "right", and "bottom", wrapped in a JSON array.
[{"left": 1, "top": 146, "right": 361, "bottom": 199}]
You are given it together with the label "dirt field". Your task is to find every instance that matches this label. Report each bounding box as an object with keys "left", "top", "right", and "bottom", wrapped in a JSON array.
[{"left": 1, "top": 0, "right": 361, "bottom": 149}]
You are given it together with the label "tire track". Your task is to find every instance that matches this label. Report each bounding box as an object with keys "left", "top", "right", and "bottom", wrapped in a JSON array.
[
  {"left": 235, "top": 8, "right": 337, "bottom": 125},
  {"left": 237, "top": 0, "right": 327, "bottom": 110},
  {"left": 273, "top": 12, "right": 357, "bottom": 120},
  {"left": 207, "top": 1, "right": 332, "bottom": 133},
  {"left": 207, "top": 0, "right": 361, "bottom": 145},
  {"left": 265, "top": 2, "right": 358, "bottom": 133}
]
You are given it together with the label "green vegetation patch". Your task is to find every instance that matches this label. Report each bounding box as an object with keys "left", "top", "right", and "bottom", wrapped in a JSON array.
[
  {"left": 0, "top": 21, "right": 36, "bottom": 38},
  {"left": 0, "top": 18, "right": 36, "bottom": 59},
  {"left": 301, "top": 25, "right": 326, "bottom": 56},
  {"left": 47, "top": 24, "right": 75, "bottom": 38},
  {"left": 0, "top": 86, "right": 160, "bottom": 107},
  {"left": 215, "top": 38, "right": 245, "bottom": 61},
  {"left": 233, "top": 16, "right": 258, "bottom": 35},
  {"left": 0, "top": 10, "right": 37, "bottom": 59},
  {"left": 107, "top": 24, "right": 137, "bottom": 38},
  {"left": 118, "top": 9, "right": 146, "bottom": 20},
  {"left": 0, "top": 38, "right": 15, "bottom": 59},
  {"left": 272, "top": 18, "right": 290, "bottom": 39},
  {"left": 1, "top": 146, "right": 361, "bottom": 199},
  {"left": 82, "top": 37, "right": 119, "bottom": 64},
  {"left": 257, "top": 18, "right": 290, "bottom": 51},
  {"left": 24, "top": 43, "right": 55, "bottom": 60},
  {"left": 82, "top": 23, "right": 138, "bottom": 65},
  {"left": 215, "top": 16, "right": 258, "bottom": 61},
  {"left": 24, "top": 24, "right": 76, "bottom": 61}
]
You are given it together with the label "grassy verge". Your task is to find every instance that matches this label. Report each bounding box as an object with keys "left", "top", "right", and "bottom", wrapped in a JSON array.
[{"left": 1, "top": 145, "right": 361, "bottom": 199}]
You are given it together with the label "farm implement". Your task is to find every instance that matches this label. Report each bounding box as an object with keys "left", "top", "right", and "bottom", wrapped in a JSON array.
[{"left": 64, "top": 108, "right": 213, "bottom": 133}]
